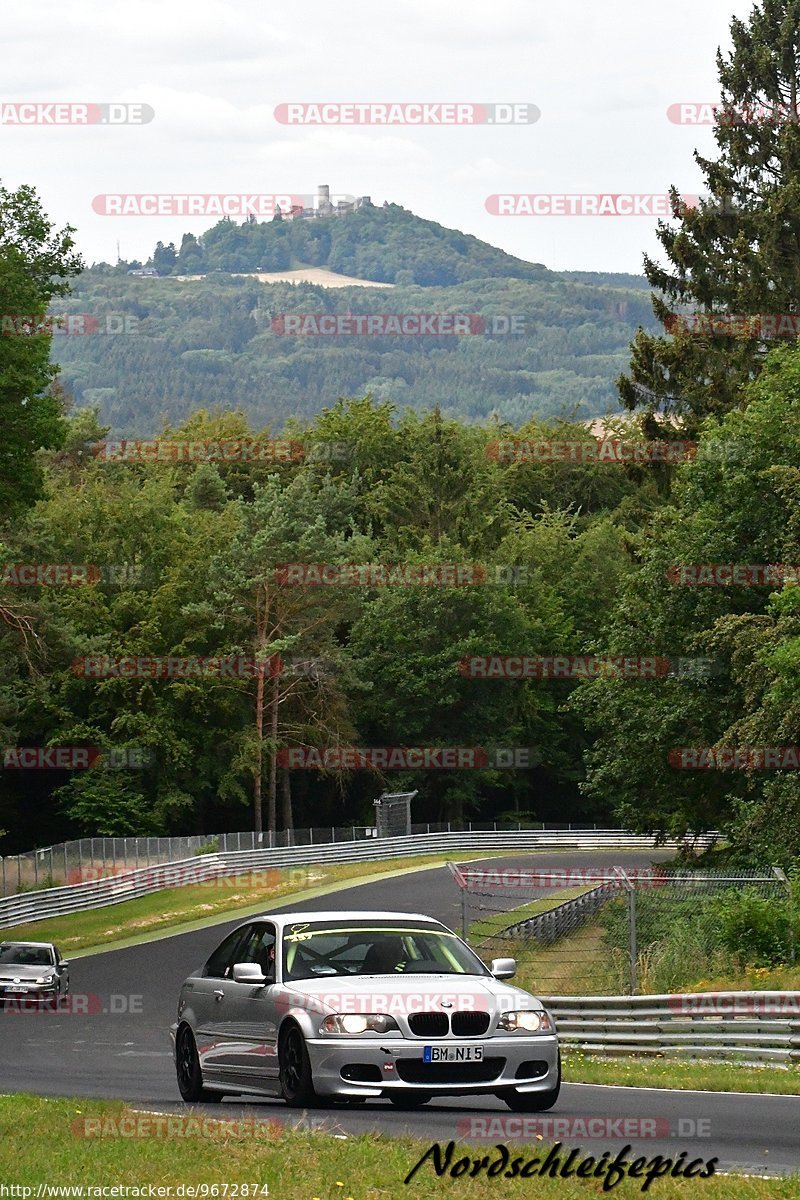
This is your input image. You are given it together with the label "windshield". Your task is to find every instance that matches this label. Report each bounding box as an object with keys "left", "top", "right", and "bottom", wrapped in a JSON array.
[
  {"left": 0, "top": 943, "right": 53, "bottom": 967},
  {"left": 281, "top": 920, "right": 490, "bottom": 982}
]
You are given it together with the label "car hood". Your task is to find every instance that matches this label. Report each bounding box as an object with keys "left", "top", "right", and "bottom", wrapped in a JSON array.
[
  {"left": 281, "top": 973, "right": 543, "bottom": 1014},
  {"left": 0, "top": 964, "right": 53, "bottom": 980}
]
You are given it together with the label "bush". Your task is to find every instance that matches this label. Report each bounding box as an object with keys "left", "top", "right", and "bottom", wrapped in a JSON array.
[
  {"left": 710, "top": 888, "right": 794, "bottom": 969},
  {"left": 193, "top": 837, "right": 220, "bottom": 856}
]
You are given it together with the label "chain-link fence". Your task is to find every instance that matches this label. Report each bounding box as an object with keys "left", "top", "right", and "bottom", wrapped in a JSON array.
[
  {"left": 451, "top": 863, "right": 796, "bottom": 995},
  {"left": 0, "top": 820, "right": 617, "bottom": 895},
  {"left": 0, "top": 827, "right": 377, "bottom": 895}
]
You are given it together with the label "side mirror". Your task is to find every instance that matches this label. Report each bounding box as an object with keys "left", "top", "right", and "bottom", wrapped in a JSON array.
[
  {"left": 59, "top": 961, "right": 70, "bottom": 969},
  {"left": 490, "top": 957, "right": 516, "bottom": 980},
  {"left": 232, "top": 962, "right": 267, "bottom": 985}
]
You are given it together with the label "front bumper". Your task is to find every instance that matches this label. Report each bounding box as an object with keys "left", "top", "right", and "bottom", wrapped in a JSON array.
[
  {"left": 0, "top": 983, "right": 60, "bottom": 1006},
  {"left": 304, "top": 1034, "right": 560, "bottom": 1097}
]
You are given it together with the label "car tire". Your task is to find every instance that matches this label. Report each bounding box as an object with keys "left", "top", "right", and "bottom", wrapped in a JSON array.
[
  {"left": 279, "top": 1024, "right": 318, "bottom": 1107},
  {"left": 176, "top": 1025, "right": 225, "bottom": 1103},
  {"left": 388, "top": 1092, "right": 432, "bottom": 1108}
]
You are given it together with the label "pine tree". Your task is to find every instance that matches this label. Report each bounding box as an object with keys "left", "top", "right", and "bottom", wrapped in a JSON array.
[{"left": 619, "top": 0, "right": 800, "bottom": 428}]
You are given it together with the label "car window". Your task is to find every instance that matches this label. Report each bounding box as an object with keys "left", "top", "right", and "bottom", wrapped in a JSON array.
[
  {"left": 282, "top": 922, "right": 490, "bottom": 981},
  {"left": 0, "top": 943, "right": 53, "bottom": 967},
  {"left": 203, "top": 927, "right": 251, "bottom": 979},
  {"left": 234, "top": 924, "right": 277, "bottom": 980}
]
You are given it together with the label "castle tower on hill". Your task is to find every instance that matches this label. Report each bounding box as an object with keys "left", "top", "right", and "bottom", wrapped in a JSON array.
[{"left": 279, "top": 185, "right": 373, "bottom": 221}]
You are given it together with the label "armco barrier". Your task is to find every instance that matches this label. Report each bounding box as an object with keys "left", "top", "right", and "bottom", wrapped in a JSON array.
[
  {"left": 543, "top": 991, "right": 800, "bottom": 1065},
  {"left": 502, "top": 881, "right": 620, "bottom": 943},
  {"left": 0, "top": 829, "right": 712, "bottom": 929}
]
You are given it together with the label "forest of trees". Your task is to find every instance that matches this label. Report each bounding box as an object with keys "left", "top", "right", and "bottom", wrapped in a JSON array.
[
  {"left": 49, "top": 268, "right": 657, "bottom": 435},
  {"left": 4, "top": 0, "right": 800, "bottom": 873}
]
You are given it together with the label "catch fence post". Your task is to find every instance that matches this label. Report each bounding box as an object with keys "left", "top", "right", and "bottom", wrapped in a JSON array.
[
  {"left": 774, "top": 868, "right": 795, "bottom": 965},
  {"left": 615, "top": 867, "right": 637, "bottom": 995}
]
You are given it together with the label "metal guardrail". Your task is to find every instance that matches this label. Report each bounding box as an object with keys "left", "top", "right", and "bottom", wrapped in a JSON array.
[
  {"left": 501, "top": 882, "right": 620, "bottom": 943},
  {"left": 0, "top": 821, "right": 698, "bottom": 895},
  {"left": 0, "top": 829, "right": 700, "bottom": 929},
  {"left": 543, "top": 991, "right": 800, "bottom": 1065}
]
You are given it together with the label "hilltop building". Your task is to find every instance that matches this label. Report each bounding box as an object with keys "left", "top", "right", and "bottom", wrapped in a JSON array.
[{"left": 279, "top": 184, "right": 373, "bottom": 221}]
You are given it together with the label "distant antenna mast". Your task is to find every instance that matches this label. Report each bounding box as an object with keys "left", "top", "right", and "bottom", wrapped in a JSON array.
[{"left": 116, "top": 240, "right": 121, "bottom": 264}]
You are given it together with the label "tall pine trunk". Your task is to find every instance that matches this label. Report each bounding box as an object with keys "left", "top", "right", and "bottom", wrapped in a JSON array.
[{"left": 267, "top": 672, "right": 279, "bottom": 832}]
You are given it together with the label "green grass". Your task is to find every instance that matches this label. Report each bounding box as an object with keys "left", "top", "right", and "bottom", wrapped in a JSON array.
[
  {"left": 0, "top": 852, "right": 515, "bottom": 957},
  {"left": 0, "top": 1095, "right": 795, "bottom": 1196},
  {"left": 563, "top": 1051, "right": 800, "bottom": 1094},
  {"left": 684, "top": 963, "right": 800, "bottom": 992}
]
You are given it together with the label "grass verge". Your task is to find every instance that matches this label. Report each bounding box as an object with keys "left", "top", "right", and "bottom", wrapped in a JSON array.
[
  {"left": 684, "top": 965, "right": 800, "bottom": 992},
  {"left": 0, "top": 1095, "right": 796, "bottom": 1197},
  {"left": 563, "top": 1050, "right": 800, "bottom": 1095},
  {"left": 0, "top": 852, "right": 514, "bottom": 957}
]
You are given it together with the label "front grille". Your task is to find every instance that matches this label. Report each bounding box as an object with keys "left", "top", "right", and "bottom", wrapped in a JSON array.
[
  {"left": 407, "top": 1012, "right": 449, "bottom": 1038},
  {"left": 515, "top": 1060, "right": 550, "bottom": 1080},
  {"left": 451, "top": 1011, "right": 491, "bottom": 1037},
  {"left": 396, "top": 1057, "right": 505, "bottom": 1085},
  {"left": 341, "top": 1064, "right": 382, "bottom": 1083}
]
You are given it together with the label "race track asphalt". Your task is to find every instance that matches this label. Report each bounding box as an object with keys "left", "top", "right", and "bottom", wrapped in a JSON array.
[{"left": 2, "top": 850, "right": 798, "bottom": 1177}]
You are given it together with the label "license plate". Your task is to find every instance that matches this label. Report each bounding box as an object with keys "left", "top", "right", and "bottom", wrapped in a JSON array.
[
  {"left": 423, "top": 1045, "right": 484, "bottom": 1063},
  {"left": 8, "top": 987, "right": 29, "bottom": 994}
]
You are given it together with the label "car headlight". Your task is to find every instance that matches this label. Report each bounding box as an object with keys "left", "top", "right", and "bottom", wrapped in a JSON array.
[
  {"left": 35, "top": 975, "right": 55, "bottom": 986},
  {"left": 497, "top": 1009, "right": 552, "bottom": 1032},
  {"left": 321, "top": 1013, "right": 400, "bottom": 1035}
]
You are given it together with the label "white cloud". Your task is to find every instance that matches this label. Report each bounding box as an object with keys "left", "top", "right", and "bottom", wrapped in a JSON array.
[{"left": 0, "top": 0, "right": 755, "bottom": 272}]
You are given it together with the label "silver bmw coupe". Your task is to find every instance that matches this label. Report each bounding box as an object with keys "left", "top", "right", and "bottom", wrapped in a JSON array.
[{"left": 171, "top": 910, "right": 560, "bottom": 1110}]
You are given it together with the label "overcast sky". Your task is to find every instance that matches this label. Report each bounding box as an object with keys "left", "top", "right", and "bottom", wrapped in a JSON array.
[{"left": 3, "top": 0, "right": 755, "bottom": 274}]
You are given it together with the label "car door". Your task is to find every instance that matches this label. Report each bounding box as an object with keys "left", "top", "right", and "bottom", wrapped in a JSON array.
[
  {"left": 191, "top": 925, "right": 252, "bottom": 1074},
  {"left": 219, "top": 922, "right": 281, "bottom": 1087}
]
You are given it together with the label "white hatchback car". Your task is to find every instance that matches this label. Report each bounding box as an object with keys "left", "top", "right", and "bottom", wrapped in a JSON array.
[{"left": 172, "top": 910, "right": 560, "bottom": 1110}]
